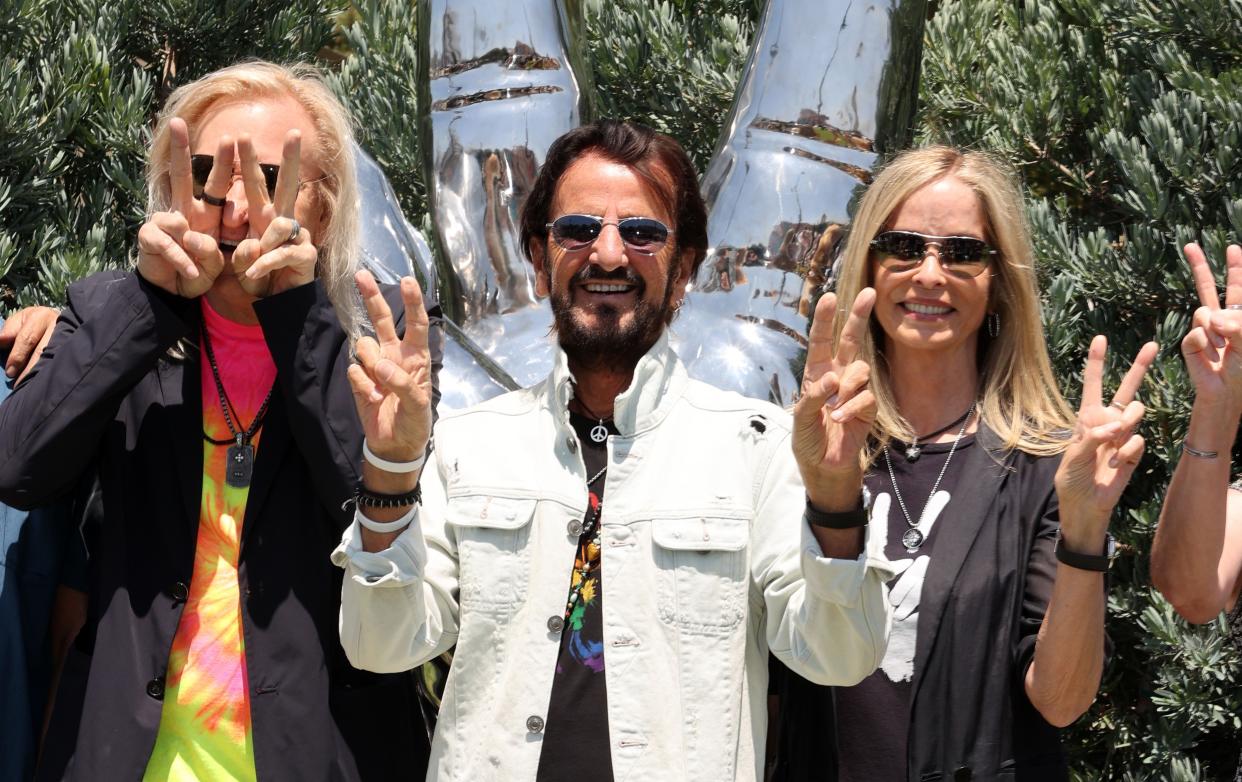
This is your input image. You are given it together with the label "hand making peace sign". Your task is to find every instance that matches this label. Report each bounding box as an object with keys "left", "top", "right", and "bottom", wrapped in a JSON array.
[
  {"left": 348, "top": 271, "right": 435, "bottom": 464},
  {"left": 1183, "top": 243, "right": 1242, "bottom": 417},
  {"left": 792, "top": 288, "right": 878, "bottom": 507},
  {"left": 1054, "top": 336, "right": 1157, "bottom": 543},
  {"left": 136, "top": 116, "right": 317, "bottom": 299}
]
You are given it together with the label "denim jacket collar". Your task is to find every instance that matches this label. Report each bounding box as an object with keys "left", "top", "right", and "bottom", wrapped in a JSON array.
[{"left": 545, "top": 330, "right": 689, "bottom": 437}]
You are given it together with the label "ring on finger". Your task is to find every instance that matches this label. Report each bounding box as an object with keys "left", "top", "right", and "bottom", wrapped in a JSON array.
[
  {"left": 286, "top": 218, "right": 301, "bottom": 245},
  {"left": 1109, "top": 400, "right": 1127, "bottom": 411},
  {"left": 1228, "top": 304, "right": 1242, "bottom": 311},
  {"left": 198, "top": 192, "right": 227, "bottom": 207}
]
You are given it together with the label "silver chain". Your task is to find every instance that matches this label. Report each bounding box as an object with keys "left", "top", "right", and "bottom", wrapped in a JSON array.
[{"left": 882, "top": 403, "right": 975, "bottom": 550}]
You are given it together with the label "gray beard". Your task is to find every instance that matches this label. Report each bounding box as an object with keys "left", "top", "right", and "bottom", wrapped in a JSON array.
[{"left": 550, "top": 263, "right": 677, "bottom": 371}]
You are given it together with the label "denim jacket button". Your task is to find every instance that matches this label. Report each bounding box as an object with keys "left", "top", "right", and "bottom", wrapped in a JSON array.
[
  {"left": 567, "top": 520, "right": 584, "bottom": 537},
  {"left": 566, "top": 436, "right": 577, "bottom": 453},
  {"left": 526, "top": 715, "right": 545, "bottom": 733},
  {"left": 547, "top": 615, "right": 564, "bottom": 633}
]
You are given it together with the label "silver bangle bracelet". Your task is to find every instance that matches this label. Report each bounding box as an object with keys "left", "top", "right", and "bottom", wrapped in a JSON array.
[{"left": 1181, "top": 442, "right": 1220, "bottom": 459}]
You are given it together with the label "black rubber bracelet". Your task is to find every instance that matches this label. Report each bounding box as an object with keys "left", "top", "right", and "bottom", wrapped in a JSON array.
[
  {"left": 346, "top": 483, "right": 422, "bottom": 510},
  {"left": 1054, "top": 534, "right": 1112, "bottom": 572},
  {"left": 804, "top": 498, "right": 868, "bottom": 529}
]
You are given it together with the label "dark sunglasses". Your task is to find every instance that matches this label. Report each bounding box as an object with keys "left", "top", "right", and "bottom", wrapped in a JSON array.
[
  {"left": 869, "top": 230, "right": 997, "bottom": 277},
  {"left": 190, "top": 154, "right": 281, "bottom": 200},
  {"left": 546, "top": 214, "right": 673, "bottom": 255}
]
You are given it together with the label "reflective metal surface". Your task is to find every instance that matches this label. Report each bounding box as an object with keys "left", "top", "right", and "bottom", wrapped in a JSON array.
[
  {"left": 356, "top": 144, "right": 520, "bottom": 411},
  {"left": 419, "top": 0, "right": 592, "bottom": 326},
  {"left": 686, "top": 0, "right": 927, "bottom": 405}
]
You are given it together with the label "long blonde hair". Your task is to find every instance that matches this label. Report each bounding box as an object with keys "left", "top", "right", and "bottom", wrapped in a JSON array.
[
  {"left": 147, "top": 60, "right": 360, "bottom": 336},
  {"left": 832, "top": 146, "right": 1075, "bottom": 459}
]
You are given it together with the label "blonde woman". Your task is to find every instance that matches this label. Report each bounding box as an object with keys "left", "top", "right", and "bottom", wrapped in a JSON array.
[
  {"left": 776, "top": 147, "right": 1156, "bottom": 781},
  {"left": 0, "top": 62, "right": 429, "bottom": 781}
]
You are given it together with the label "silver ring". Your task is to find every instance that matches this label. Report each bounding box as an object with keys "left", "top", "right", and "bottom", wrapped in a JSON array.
[
  {"left": 286, "top": 219, "right": 301, "bottom": 244},
  {"left": 1227, "top": 304, "right": 1242, "bottom": 310},
  {"left": 1109, "top": 400, "right": 1127, "bottom": 411}
]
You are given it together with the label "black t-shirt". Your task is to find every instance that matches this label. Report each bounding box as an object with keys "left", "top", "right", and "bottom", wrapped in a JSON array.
[
  {"left": 836, "top": 434, "right": 975, "bottom": 782},
  {"left": 535, "top": 412, "right": 616, "bottom": 782}
]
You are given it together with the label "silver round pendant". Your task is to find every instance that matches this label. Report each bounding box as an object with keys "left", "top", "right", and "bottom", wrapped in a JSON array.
[
  {"left": 590, "top": 424, "right": 609, "bottom": 443},
  {"left": 901, "top": 527, "right": 925, "bottom": 550}
]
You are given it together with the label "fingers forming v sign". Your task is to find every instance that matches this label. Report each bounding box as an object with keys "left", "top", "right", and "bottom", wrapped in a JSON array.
[
  {"left": 1055, "top": 336, "right": 1158, "bottom": 540},
  {"left": 232, "top": 131, "right": 317, "bottom": 298},
  {"left": 135, "top": 118, "right": 225, "bottom": 298},
  {"left": 792, "top": 289, "right": 878, "bottom": 502},
  {"left": 347, "top": 271, "right": 434, "bottom": 463},
  {"left": 1183, "top": 243, "right": 1242, "bottom": 411}
]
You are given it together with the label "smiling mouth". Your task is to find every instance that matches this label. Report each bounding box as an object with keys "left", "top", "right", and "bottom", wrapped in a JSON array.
[
  {"left": 902, "top": 301, "right": 953, "bottom": 316},
  {"left": 581, "top": 282, "right": 637, "bottom": 294}
]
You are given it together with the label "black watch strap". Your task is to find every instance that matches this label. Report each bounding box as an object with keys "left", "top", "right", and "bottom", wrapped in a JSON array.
[
  {"left": 1054, "top": 533, "right": 1113, "bottom": 572},
  {"left": 805, "top": 497, "right": 869, "bottom": 529}
]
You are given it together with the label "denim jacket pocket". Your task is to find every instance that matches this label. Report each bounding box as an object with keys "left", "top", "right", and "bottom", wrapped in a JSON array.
[
  {"left": 447, "top": 495, "right": 537, "bottom": 620},
  {"left": 651, "top": 515, "right": 749, "bottom": 635}
]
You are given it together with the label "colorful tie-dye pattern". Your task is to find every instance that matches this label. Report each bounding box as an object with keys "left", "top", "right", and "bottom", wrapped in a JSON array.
[
  {"left": 144, "top": 300, "right": 277, "bottom": 782},
  {"left": 562, "top": 490, "right": 605, "bottom": 673}
]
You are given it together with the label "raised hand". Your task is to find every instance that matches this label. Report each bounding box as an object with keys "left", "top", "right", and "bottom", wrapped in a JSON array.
[
  {"left": 136, "top": 118, "right": 227, "bottom": 297},
  {"left": 1183, "top": 243, "right": 1242, "bottom": 416},
  {"left": 231, "top": 131, "right": 317, "bottom": 298},
  {"left": 1054, "top": 336, "right": 1157, "bottom": 546},
  {"left": 792, "top": 288, "right": 878, "bottom": 509},
  {"left": 347, "top": 270, "right": 434, "bottom": 464}
]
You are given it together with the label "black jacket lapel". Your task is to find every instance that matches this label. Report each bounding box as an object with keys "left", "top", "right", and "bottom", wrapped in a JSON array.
[
  {"left": 240, "top": 390, "right": 291, "bottom": 550},
  {"left": 161, "top": 342, "right": 204, "bottom": 548},
  {"left": 910, "top": 425, "right": 1015, "bottom": 699}
]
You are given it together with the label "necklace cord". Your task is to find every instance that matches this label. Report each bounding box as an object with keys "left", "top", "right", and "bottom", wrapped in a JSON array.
[
  {"left": 201, "top": 325, "right": 276, "bottom": 445},
  {"left": 883, "top": 403, "right": 976, "bottom": 548}
]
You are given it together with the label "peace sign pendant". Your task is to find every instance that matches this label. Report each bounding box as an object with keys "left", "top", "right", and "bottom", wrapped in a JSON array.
[{"left": 590, "top": 423, "right": 609, "bottom": 443}]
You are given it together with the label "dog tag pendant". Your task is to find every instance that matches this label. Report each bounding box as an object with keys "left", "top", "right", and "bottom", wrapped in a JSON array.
[
  {"left": 901, "top": 527, "right": 925, "bottom": 550},
  {"left": 226, "top": 434, "right": 255, "bottom": 488},
  {"left": 590, "top": 422, "right": 609, "bottom": 443}
]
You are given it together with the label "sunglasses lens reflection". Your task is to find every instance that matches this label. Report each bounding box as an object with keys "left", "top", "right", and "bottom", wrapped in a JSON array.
[
  {"left": 186, "top": 155, "right": 280, "bottom": 199},
  {"left": 551, "top": 215, "right": 602, "bottom": 249},
  {"left": 871, "top": 231, "right": 992, "bottom": 275},
  {"left": 550, "top": 215, "right": 670, "bottom": 254}
]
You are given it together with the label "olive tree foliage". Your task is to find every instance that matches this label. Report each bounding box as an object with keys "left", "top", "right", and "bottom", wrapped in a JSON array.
[
  {"left": 919, "top": 0, "right": 1242, "bottom": 778},
  {"left": 0, "top": 0, "right": 341, "bottom": 309}
]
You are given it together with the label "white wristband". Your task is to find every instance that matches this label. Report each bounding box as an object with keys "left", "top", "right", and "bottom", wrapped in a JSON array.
[
  {"left": 363, "top": 439, "right": 428, "bottom": 473},
  {"left": 356, "top": 502, "right": 419, "bottom": 534}
]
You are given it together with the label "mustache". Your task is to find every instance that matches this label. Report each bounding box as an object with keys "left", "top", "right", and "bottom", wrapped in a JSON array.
[{"left": 571, "top": 265, "right": 642, "bottom": 286}]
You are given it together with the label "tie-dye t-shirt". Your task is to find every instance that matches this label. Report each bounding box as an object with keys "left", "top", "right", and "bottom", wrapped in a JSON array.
[{"left": 144, "top": 299, "right": 277, "bottom": 782}]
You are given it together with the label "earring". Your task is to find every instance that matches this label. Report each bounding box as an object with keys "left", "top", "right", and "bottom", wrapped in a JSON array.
[{"left": 987, "top": 312, "right": 1000, "bottom": 338}]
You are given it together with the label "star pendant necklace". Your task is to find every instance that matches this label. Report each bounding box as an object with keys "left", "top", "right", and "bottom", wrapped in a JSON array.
[
  {"left": 882, "top": 402, "right": 976, "bottom": 551},
  {"left": 901, "top": 403, "right": 976, "bottom": 462}
]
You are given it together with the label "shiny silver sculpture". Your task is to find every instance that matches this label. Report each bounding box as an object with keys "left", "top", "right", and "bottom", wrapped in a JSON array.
[
  {"left": 683, "top": 0, "right": 928, "bottom": 405},
  {"left": 356, "top": 145, "right": 519, "bottom": 411},
  {"left": 418, "top": 0, "right": 591, "bottom": 323},
  {"left": 399, "top": 0, "right": 927, "bottom": 408}
]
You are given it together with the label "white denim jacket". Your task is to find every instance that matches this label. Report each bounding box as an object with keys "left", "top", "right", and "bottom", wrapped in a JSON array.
[{"left": 333, "top": 333, "right": 893, "bottom": 782}]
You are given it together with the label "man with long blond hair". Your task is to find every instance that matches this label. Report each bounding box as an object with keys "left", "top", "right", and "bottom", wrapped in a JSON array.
[{"left": 0, "top": 61, "right": 430, "bottom": 781}]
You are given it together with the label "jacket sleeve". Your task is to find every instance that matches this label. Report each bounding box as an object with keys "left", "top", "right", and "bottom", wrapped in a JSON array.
[
  {"left": 253, "top": 280, "right": 444, "bottom": 527},
  {"left": 752, "top": 430, "right": 895, "bottom": 686},
  {"left": 331, "top": 445, "right": 461, "bottom": 673},
  {"left": 1011, "top": 456, "right": 1106, "bottom": 690},
  {"left": 0, "top": 271, "right": 194, "bottom": 509}
]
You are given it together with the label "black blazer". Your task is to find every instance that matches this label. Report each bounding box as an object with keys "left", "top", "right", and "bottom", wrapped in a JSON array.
[
  {"left": 774, "top": 425, "right": 1072, "bottom": 782},
  {"left": 0, "top": 271, "right": 433, "bottom": 782}
]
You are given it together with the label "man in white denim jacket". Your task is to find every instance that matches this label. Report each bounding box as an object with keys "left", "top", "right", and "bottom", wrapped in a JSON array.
[{"left": 334, "top": 120, "right": 893, "bottom": 782}]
